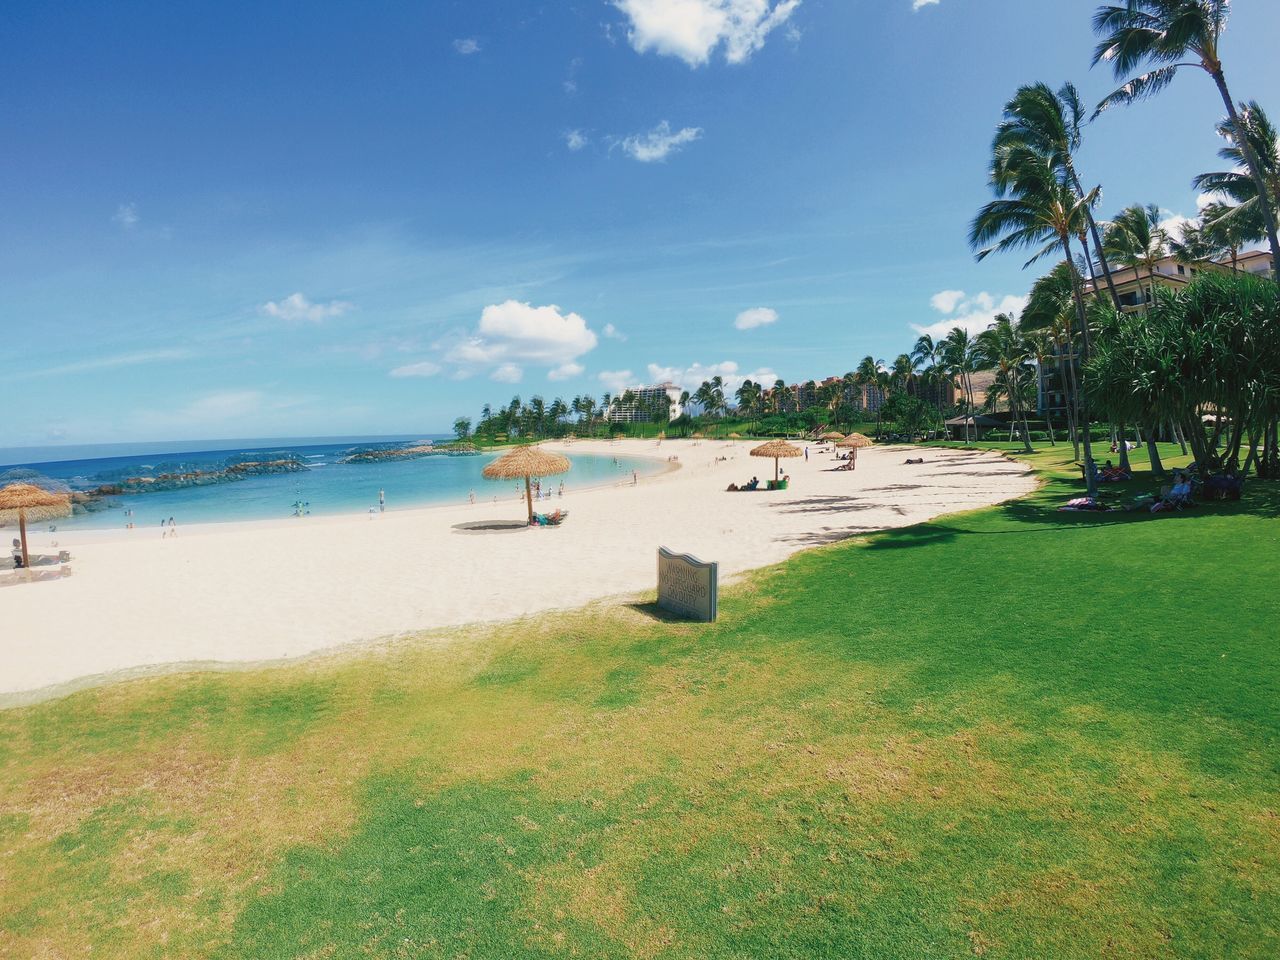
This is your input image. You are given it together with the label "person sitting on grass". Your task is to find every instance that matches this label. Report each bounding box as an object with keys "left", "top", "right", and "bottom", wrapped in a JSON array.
[{"left": 1100, "top": 460, "right": 1131, "bottom": 482}]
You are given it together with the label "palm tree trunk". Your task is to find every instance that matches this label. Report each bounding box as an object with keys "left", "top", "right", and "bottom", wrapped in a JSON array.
[
  {"left": 1117, "top": 423, "right": 1132, "bottom": 473},
  {"left": 1212, "top": 69, "right": 1280, "bottom": 274},
  {"left": 1143, "top": 424, "right": 1164, "bottom": 476},
  {"left": 1068, "top": 163, "right": 1123, "bottom": 310},
  {"left": 1061, "top": 236, "right": 1098, "bottom": 495}
]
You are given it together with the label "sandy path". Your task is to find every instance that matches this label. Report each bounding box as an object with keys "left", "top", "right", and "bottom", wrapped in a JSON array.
[{"left": 0, "top": 440, "right": 1035, "bottom": 702}]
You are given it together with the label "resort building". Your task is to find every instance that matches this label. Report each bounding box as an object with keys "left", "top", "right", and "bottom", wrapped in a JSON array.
[
  {"left": 606, "top": 382, "right": 684, "bottom": 423},
  {"left": 1083, "top": 248, "right": 1275, "bottom": 311}
]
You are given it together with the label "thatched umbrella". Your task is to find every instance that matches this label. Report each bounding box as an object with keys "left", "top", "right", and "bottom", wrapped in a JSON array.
[
  {"left": 0, "top": 483, "right": 72, "bottom": 569},
  {"left": 821, "top": 431, "right": 844, "bottom": 442},
  {"left": 750, "top": 440, "right": 802, "bottom": 484},
  {"left": 481, "top": 446, "right": 571, "bottom": 524},
  {"left": 728, "top": 432, "right": 742, "bottom": 443},
  {"left": 836, "top": 432, "right": 874, "bottom": 469}
]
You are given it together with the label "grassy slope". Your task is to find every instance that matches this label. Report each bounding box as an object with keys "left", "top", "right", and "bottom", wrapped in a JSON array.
[{"left": 1, "top": 444, "right": 1277, "bottom": 959}]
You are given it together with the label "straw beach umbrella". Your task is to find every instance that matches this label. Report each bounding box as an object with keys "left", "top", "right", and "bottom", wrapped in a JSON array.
[
  {"left": 836, "top": 432, "right": 874, "bottom": 469},
  {"left": 750, "top": 440, "right": 802, "bottom": 484},
  {"left": 481, "top": 445, "right": 571, "bottom": 525},
  {"left": 0, "top": 483, "right": 72, "bottom": 569},
  {"left": 821, "top": 431, "right": 844, "bottom": 442}
]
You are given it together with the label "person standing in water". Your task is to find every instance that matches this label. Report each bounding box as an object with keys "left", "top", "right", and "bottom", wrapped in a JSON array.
[{"left": 378, "top": 489, "right": 385, "bottom": 512}]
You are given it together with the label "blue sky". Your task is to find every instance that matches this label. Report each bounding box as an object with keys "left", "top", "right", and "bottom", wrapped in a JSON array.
[{"left": 3, "top": 0, "right": 1277, "bottom": 446}]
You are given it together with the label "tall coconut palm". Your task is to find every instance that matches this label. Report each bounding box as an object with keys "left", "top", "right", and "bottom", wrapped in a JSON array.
[
  {"left": 854, "top": 356, "right": 884, "bottom": 434},
  {"left": 971, "top": 152, "right": 1101, "bottom": 490},
  {"left": 1092, "top": 0, "right": 1280, "bottom": 271},
  {"left": 994, "top": 81, "right": 1122, "bottom": 309},
  {"left": 1103, "top": 203, "right": 1169, "bottom": 308},
  {"left": 1193, "top": 101, "right": 1280, "bottom": 260},
  {"left": 976, "top": 313, "right": 1035, "bottom": 453},
  {"left": 942, "top": 328, "right": 982, "bottom": 444},
  {"left": 912, "top": 334, "right": 949, "bottom": 436}
]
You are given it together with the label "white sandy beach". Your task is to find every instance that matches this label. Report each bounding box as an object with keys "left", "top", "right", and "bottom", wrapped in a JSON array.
[{"left": 0, "top": 440, "right": 1036, "bottom": 701}]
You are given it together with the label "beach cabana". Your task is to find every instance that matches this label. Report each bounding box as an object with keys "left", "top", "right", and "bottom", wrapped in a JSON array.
[
  {"left": 0, "top": 483, "right": 72, "bottom": 570},
  {"left": 945, "top": 414, "right": 1002, "bottom": 441},
  {"left": 481, "top": 445, "right": 571, "bottom": 525},
  {"left": 750, "top": 439, "right": 802, "bottom": 486}
]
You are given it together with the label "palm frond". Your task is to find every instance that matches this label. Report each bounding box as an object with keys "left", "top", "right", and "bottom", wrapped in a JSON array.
[{"left": 1093, "top": 65, "right": 1181, "bottom": 118}]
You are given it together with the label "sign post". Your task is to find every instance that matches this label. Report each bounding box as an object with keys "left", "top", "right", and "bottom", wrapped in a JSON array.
[{"left": 656, "top": 547, "right": 718, "bottom": 622}]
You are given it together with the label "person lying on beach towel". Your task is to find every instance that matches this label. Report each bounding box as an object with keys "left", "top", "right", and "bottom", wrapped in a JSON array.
[
  {"left": 904, "top": 457, "right": 925, "bottom": 465},
  {"left": 1059, "top": 496, "right": 1109, "bottom": 512}
]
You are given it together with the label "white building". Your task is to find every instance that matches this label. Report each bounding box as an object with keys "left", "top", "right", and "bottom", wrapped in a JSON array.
[{"left": 606, "top": 382, "right": 684, "bottom": 423}]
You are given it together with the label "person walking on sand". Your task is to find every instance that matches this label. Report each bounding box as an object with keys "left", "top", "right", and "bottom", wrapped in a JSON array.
[
  {"left": 805, "top": 446, "right": 809, "bottom": 461},
  {"left": 632, "top": 470, "right": 638, "bottom": 486},
  {"left": 469, "top": 488, "right": 476, "bottom": 504},
  {"left": 168, "top": 517, "right": 177, "bottom": 537}
]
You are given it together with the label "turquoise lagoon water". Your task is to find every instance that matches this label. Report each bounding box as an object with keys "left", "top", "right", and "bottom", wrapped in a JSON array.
[{"left": 0, "top": 437, "right": 662, "bottom": 531}]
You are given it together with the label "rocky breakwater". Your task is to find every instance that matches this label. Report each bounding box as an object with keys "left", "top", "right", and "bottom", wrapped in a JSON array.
[{"left": 340, "top": 441, "right": 478, "bottom": 464}]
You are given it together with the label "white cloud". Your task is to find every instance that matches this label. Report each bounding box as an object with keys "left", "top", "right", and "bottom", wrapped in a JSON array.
[
  {"left": 929, "top": 289, "right": 967, "bottom": 314},
  {"left": 597, "top": 369, "right": 635, "bottom": 394},
  {"left": 261, "top": 292, "right": 352, "bottom": 324},
  {"left": 446, "top": 300, "right": 599, "bottom": 379},
  {"left": 913, "top": 0, "right": 940, "bottom": 10},
  {"left": 565, "top": 129, "right": 589, "bottom": 152},
  {"left": 603, "top": 323, "right": 626, "bottom": 341},
  {"left": 17, "top": 348, "right": 191, "bottom": 380},
  {"left": 613, "top": 0, "right": 801, "bottom": 66},
  {"left": 389, "top": 360, "right": 442, "bottom": 378},
  {"left": 182, "top": 390, "right": 265, "bottom": 422},
  {"left": 548, "top": 362, "right": 585, "bottom": 381},
  {"left": 453, "top": 38, "right": 480, "bottom": 55},
  {"left": 491, "top": 363, "right": 524, "bottom": 383},
  {"left": 1158, "top": 210, "right": 1196, "bottom": 242},
  {"left": 618, "top": 121, "right": 703, "bottom": 162},
  {"left": 1196, "top": 192, "right": 1221, "bottom": 211},
  {"left": 913, "top": 290, "right": 1029, "bottom": 339},
  {"left": 644, "top": 360, "right": 777, "bottom": 396},
  {"left": 734, "top": 306, "right": 778, "bottom": 330},
  {"left": 112, "top": 203, "right": 139, "bottom": 229}
]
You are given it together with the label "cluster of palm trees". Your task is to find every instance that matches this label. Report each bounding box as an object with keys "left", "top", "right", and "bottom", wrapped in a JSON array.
[{"left": 967, "top": 0, "right": 1279, "bottom": 494}]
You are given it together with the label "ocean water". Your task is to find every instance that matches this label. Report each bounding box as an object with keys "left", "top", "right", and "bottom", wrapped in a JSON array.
[{"left": 0, "top": 437, "right": 662, "bottom": 531}]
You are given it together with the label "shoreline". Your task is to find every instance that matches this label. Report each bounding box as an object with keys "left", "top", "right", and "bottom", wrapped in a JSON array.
[
  {"left": 45, "top": 443, "right": 682, "bottom": 543},
  {"left": 0, "top": 439, "right": 1036, "bottom": 705}
]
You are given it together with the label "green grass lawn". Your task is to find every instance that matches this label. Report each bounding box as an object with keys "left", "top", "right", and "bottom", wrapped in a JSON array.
[{"left": 1, "top": 444, "right": 1277, "bottom": 958}]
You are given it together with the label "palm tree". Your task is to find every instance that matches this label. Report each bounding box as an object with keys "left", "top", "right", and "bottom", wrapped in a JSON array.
[
  {"left": 1023, "top": 330, "right": 1059, "bottom": 445},
  {"left": 1169, "top": 215, "right": 1227, "bottom": 267},
  {"left": 912, "top": 334, "right": 949, "bottom": 436},
  {"left": 942, "top": 329, "right": 982, "bottom": 444},
  {"left": 994, "top": 81, "right": 1122, "bottom": 309},
  {"left": 1103, "top": 203, "right": 1169, "bottom": 309},
  {"left": 976, "top": 313, "right": 1035, "bottom": 453},
  {"left": 1092, "top": 0, "right": 1280, "bottom": 271},
  {"left": 972, "top": 152, "right": 1101, "bottom": 491},
  {"left": 1193, "top": 101, "right": 1280, "bottom": 261}
]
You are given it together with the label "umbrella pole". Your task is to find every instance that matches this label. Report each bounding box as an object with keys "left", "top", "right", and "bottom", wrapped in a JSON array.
[
  {"left": 774, "top": 458, "right": 780, "bottom": 483},
  {"left": 524, "top": 476, "right": 534, "bottom": 525},
  {"left": 19, "top": 508, "right": 29, "bottom": 569}
]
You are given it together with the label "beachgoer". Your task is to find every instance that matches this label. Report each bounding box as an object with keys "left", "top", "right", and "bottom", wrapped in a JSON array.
[
  {"left": 804, "top": 447, "right": 809, "bottom": 461},
  {"left": 558, "top": 481, "right": 564, "bottom": 498},
  {"left": 378, "top": 489, "right": 385, "bottom": 512},
  {"left": 11, "top": 538, "right": 22, "bottom": 568},
  {"left": 168, "top": 517, "right": 177, "bottom": 537},
  {"left": 632, "top": 470, "right": 638, "bottom": 486},
  {"left": 469, "top": 489, "right": 476, "bottom": 504}
]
